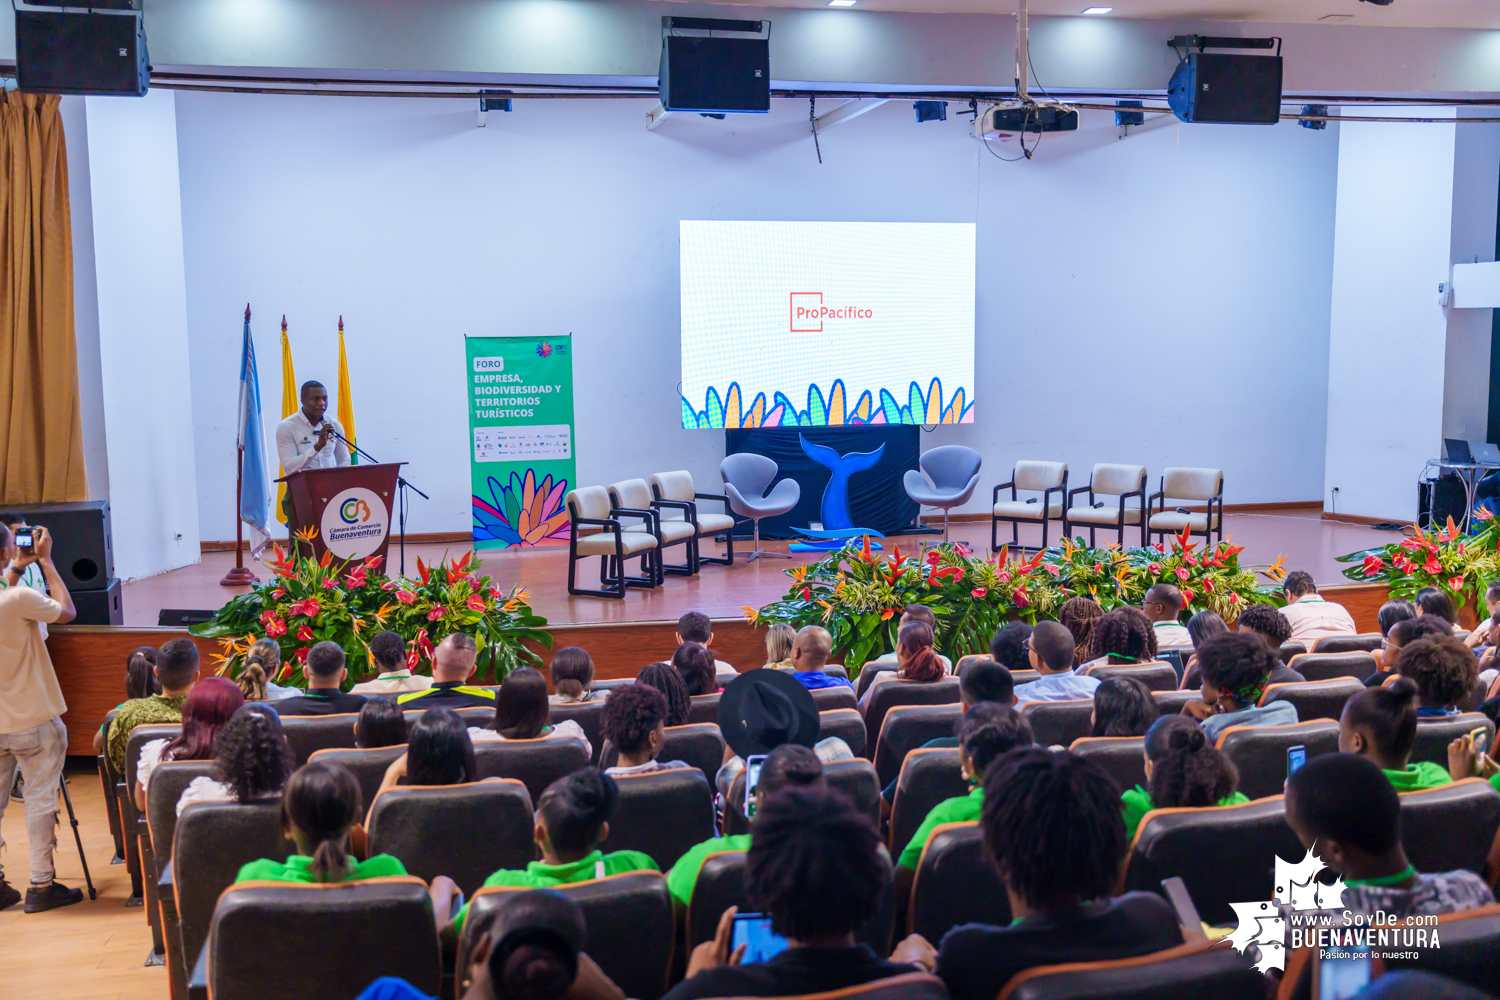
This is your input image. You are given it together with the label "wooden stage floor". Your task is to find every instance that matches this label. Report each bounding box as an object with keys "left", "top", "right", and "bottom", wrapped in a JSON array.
[{"left": 123, "top": 510, "right": 1397, "bottom": 628}]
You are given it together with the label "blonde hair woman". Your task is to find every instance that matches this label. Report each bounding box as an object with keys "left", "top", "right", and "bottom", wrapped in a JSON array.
[
  {"left": 764, "top": 624, "right": 796, "bottom": 670},
  {"left": 239, "top": 638, "right": 297, "bottom": 701}
]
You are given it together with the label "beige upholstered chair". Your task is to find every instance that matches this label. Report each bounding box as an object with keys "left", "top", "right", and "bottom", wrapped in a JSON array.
[
  {"left": 991, "top": 461, "right": 1068, "bottom": 551},
  {"left": 648, "top": 470, "right": 739, "bottom": 570},
  {"left": 1064, "top": 463, "right": 1148, "bottom": 547},
  {"left": 608, "top": 478, "right": 693, "bottom": 581},
  {"left": 564, "top": 486, "right": 659, "bottom": 598},
  {"left": 1148, "top": 468, "right": 1225, "bottom": 546}
]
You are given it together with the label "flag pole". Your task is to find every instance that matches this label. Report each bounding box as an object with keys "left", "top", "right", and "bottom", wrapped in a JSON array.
[{"left": 221, "top": 303, "right": 259, "bottom": 586}]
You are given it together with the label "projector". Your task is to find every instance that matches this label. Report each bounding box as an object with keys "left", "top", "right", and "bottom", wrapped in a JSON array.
[{"left": 985, "top": 104, "right": 1078, "bottom": 134}]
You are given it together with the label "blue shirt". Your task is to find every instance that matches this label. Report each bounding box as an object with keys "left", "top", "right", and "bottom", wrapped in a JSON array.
[
  {"left": 1416, "top": 705, "right": 1460, "bottom": 718},
  {"left": 1200, "top": 700, "right": 1299, "bottom": 741},
  {"left": 795, "top": 671, "right": 853, "bottom": 690},
  {"left": 354, "top": 978, "right": 434, "bottom": 1000},
  {"left": 1014, "top": 670, "right": 1100, "bottom": 704}
]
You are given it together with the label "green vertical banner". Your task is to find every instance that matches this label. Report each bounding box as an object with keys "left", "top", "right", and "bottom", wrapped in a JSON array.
[{"left": 467, "top": 335, "right": 576, "bottom": 549}]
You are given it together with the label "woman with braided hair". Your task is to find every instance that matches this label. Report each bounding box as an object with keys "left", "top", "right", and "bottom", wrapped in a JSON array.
[
  {"left": 1079, "top": 607, "right": 1158, "bottom": 671},
  {"left": 1120, "top": 715, "right": 1248, "bottom": 840},
  {"left": 1184, "top": 632, "right": 1298, "bottom": 741},
  {"left": 1058, "top": 597, "right": 1104, "bottom": 668}
]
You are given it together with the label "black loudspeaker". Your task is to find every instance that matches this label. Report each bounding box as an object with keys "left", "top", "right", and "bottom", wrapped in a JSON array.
[
  {"left": 16, "top": 9, "right": 149, "bottom": 97},
  {"left": 1418, "top": 474, "right": 1467, "bottom": 529},
  {"left": 1167, "top": 53, "right": 1282, "bottom": 124},
  {"left": 159, "top": 609, "right": 217, "bottom": 627},
  {"left": 0, "top": 500, "right": 114, "bottom": 590},
  {"left": 75, "top": 578, "right": 123, "bottom": 626},
  {"left": 659, "top": 32, "right": 769, "bottom": 113}
]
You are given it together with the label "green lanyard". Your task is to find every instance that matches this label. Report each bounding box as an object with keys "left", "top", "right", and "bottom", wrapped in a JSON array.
[{"left": 1347, "top": 865, "right": 1416, "bottom": 887}]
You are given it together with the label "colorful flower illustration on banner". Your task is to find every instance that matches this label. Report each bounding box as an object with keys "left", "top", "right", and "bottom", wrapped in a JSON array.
[
  {"left": 681, "top": 378, "right": 974, "bottom": 429},
  {"left": 472, "top": 469, "right": 571, "bottom": 547}
]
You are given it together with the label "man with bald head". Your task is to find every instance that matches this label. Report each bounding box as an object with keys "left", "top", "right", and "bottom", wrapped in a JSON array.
[
  {"left": 1142, "top": 584, "right": 1192, "bottom": 647},
  {"left": 789, "top": 625, "right": 852, "bottom": 691},
  {"left": 396, "top": 633, "right": 496, "bottom": 709}
]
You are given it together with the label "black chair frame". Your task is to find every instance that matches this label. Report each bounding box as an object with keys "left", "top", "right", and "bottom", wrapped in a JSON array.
[
  {"left": 1064, "top": 469, "right": 1149, "bottom": 548},
  {"left": 610, "top": 483, "right": 694, "bottom": 581},
  {"left": 991, "top": 468, "right": 1068, "bottom": 552},
  {"left": 565, "top": 497, "right": 660, "bottom": 598},
  {"left": 647, "top": 484, "right": 741, "bottom": 571},
  {"left": 1147, "top": 472, "right": 1225, "bottom": 548}
]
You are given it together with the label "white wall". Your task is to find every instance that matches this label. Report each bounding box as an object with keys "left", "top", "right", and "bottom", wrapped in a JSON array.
[
  {"left": 1442, "top": 118, "right": 1500, "bottom": 444},
  {"left": 172, "top": 93, "right": 1340, "bottom": 540},
  {"left": 86, "top": 89, "right": 201, "bottom": 579}
]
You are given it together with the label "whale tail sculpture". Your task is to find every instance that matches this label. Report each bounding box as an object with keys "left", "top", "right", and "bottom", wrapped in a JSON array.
[{"left": 799, "top": 434, "right": 884, "bottom": 531}]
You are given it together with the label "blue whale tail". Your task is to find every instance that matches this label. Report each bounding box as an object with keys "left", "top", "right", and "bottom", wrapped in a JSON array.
[{"left": 799, "top": 434, "right": 884, "bottom": 530}]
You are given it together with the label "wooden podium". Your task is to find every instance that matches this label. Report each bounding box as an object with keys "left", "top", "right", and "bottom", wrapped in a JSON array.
[{"left": 278, "top": 463, "right": 405, "bottom": 565}]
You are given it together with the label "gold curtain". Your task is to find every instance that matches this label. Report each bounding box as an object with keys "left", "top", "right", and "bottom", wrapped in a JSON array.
[{"left": 0, "top": 91, "right": 87, "bottom": 504}]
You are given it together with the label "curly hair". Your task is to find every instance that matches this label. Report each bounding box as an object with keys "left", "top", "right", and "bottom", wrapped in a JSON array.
[
  {"left": 600, "top": 683, "right": 669, "bottom": 755},
  {"left": 1389, "top": 615, "right": 1454, "bottom": 649},
  {"left": 1145, "top": 716, "right": 1238, "bottom": 809},
  {"left": 1089, "top": 607, "right": 1158, "bottom": 665},
  {"left": 1238, "top": 603, "right": 1292, "bottom": 647},
  {"left": 746, "top": 785, "right": 888, "bottom": 941},
  {"left": 1091, "top": 677, "right": 1159, "bottom": 738},
  {"left": 1060, "top": 597, "right": 1104, "bottom": 666},
  {"left": 980, "top": 747, "right": 1126, "bottom": 911},
  {"left": 1398, "top": 634, "right": 1478, "bottom": 710},
  {"left": 1282, "top": 571, "right": 1317, "bottom": 599},
  {"left": 214, "top": 703, "right": 294, "bottom": 803},
  {"left": 989, "top": 622, "right": 1033, "bottom": 672},
  {"left": 1195, "top": 632, "right": 1277, "bottom": 706},
  {"left": 636, "top": 662, "right": 690, "bottom": 726}
]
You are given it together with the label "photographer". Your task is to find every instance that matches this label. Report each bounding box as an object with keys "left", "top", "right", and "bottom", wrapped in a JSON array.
[
  {"left": 1, "top": 515, "right": 49, "bottom": 640},
  {"left": 0, "top": 522, "right": 79, "bottom": 913}
]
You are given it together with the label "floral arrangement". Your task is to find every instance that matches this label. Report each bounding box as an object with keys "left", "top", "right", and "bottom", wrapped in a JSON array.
[
  {"left": 1337, "top": 512, "right": 1500, "bottom": 611},
  {"left": 746, "top": 528, "right": 1285, "bottom": 673},
  {"left": 191, "top": 531, "right": 551, "bottom": 689}
]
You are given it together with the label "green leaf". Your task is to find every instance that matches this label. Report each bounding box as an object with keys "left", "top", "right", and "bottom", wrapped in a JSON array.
[{"left": 1334, "top": 547, "right": 1390, "bottom": 563}]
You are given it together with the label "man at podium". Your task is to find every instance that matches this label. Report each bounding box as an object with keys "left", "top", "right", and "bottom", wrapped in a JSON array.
[{"left": 275, "top": 380, "right": 350, "bottom": 533}]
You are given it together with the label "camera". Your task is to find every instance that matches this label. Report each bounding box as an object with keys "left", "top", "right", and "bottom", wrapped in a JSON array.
[{"left": 13, "top": 527, "right": 33, "bottom": 549}]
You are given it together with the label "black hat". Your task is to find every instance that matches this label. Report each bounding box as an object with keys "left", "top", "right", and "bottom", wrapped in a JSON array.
[
  {"left": 486, "top": 889, "right": 586, "bottom": 982},
  {"left": 718, "top": 668, "right": 820, "bottom": 758}
]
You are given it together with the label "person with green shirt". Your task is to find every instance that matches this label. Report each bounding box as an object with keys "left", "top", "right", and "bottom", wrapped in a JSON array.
[
  {"left": 893, "top": 703, "right": 1034, "bottom": 926},
  {"left": 1120, "top": 715, "right": 1249, "bottom": 843},
  {"left": 448, "top": 768, "right": 657, "bottom": 936},
  {"left": 1340, "top": 677, "right": 1451, "bottom": 791},
  {"left": 105, "top": 637, "right": 201, "bottom": 774}
]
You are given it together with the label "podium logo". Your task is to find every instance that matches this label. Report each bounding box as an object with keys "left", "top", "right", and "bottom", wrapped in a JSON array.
[
  {"left": 339, "top": 498, "right": 372, "bottom": 524},
  {"left": 790, "top": 292, "right": 873, "bottom": 332},
  {"left": 473, "top": 356, "right": 505, "bottom": 372},
  {"left": 321, "top": 487, "right": 390, "bottom": 561}
]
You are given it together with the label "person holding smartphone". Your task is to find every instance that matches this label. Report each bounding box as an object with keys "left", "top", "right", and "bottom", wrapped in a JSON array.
[{"left": 0, "top": 523, "right": 79, "bottom": 913}]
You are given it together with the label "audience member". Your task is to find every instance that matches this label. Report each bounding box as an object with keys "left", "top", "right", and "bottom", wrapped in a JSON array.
[
  {"left": 600, "top": 683, "right": 690, "bottom": 776},
  {"left": 1080, "top": 608, "right": 1158, "bottom": 670},
  {"left": 667, "top": 786, "right": 912, "bottom": 1000},
  {"left": 470, "top": 666, "right": 591, "bottom": 757},
  {"left": 351, "top": 631, "right": 432, "bottom": 695},
  {"left": 1280, "top": 570, "right": 1358, "bottom": 643},
  {"left": 897, "top": 748, "right": 1183, "bottom": 1000},
  {"left": 135, "top": 676, "right": 244, "bottom": 809},
  {"left": 716, "top": 670, "right": 852, "bottom": 798},
  {"left": 1141, "top": 584, "right": 1191, "bottom": 647},
  {"left": 636, "top": 662, "right": 691, "bottom": 727},
  {"left": 1234, "top": 604, "right": 1306, "bottom": 684},
  {"left": 1398, "top": 634, "right": 1478, "bottom": 717},
  {"left": 1090, "top": 677, "right": 1159, "bottom": 738},
  {"left": 237, "top": 638, "right": 299, "bottom": 702},
  {"left": 176, "top": 702, "right": 294, "bottom": 815},
  {"left": 1340, "top": 679, "right": 1450, "bottom": 790},
  {"left": 1367, "top": 615, "right": 1452, "bottom": 689},
  {"left": 763, "top": 624, "right": 796, "bottom": 670},
  {"left": 859, "top": 621, "right": 945, "bottom": 709},
  {"left": 868, "top": 605, "right": 954, "bottom": 672},
  {"left": 787, "top": 626, "right": 852, "bottom": 691},
  {"left": 1120, "top": 716, "right": 1247, "bottom": 841},
  {"left": 376, "top": 707, "right": 477, "bottom": 802},
  {"left": 1378, "top": 600, "right": 1418, "bottom": 639},
  {"left": 989, "top": 622, "right": 1032, "bottom": 673},
  {"left": 879, "top": 658, "right": 1016, "bottom": 808},
  {"left": 450, "top": 769, "right": 659, "bottom": 935},
  {"left": 675, "top": 612, "right": 737, "bottom": 678},
  {"left": 1014, "top": 621, "right": 1100, "bottom": 704},
  {"left": 673, "top": 642, "right": 721, "bottom": 696},
  {"left": 354, "top": 698, "right": 408, "bottom": 749},
  {"left": 273, "top": 641, "right": 369, "bottom": 716},
  {"left": 1183, "top": 632, "right": 1297, "bottom": 741},
  {"left": 1181, "top": 610, "right": 1227, "bottom": 682},
  {"left": 397, "top": 634, "right": 496, "bottom": 710},
  {"left": 1058, "top": 597, "right": 1104, "bottom": 669},
  {"left": 1286, "top": 754, "right": 1493, "bottom": 918},
  {"left": 1415, "top": 587, "right": 1461, "bottom": 631},
  {"left": 107, "top": 636, "right": 201, "bottom": 774},
  {"left": 94, "top": 645, "right": 161, "bottom": 754},
  {"left": 547, "top": 647, "right": 598, "bottom": 704},
  {"left": 666, "top": 743, "right": 824, "bottom": 907}
]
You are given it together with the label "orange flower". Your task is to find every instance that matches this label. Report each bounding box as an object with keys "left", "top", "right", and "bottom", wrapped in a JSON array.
[
  {"left": 740, "top": 605, "right": 760, "bottom": 621},
  {"left": 880, "top": 608, "right": 895, "bottom": 620}
]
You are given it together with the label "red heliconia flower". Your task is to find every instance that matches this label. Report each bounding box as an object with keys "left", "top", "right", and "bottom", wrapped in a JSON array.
[
  {"left": 1175, "top": 567, "right": 1190, "bottom": 581},
  {"left": 395, "top": 590, "right": 417, "bottom": 605},
  {"left": 297, "top": 625, "right": 314, "bottom": 641},
  {"left": 971, "top": 587, "right": 988, "bottom": 598},
  {"left": 1044, "top": 564, "right": 1061, "bottom": 578},
  {"left": 427, "top": 606, "right": 447, "bottom": 621},
  {"left": 466, "top": 594, "right": 486, "bottom": 611},
  {"left": 264, "top": 617, "right": 286, "bottom": 637},
  {"left": 801, "top": 586, "right": 812, "bottom": 601}
]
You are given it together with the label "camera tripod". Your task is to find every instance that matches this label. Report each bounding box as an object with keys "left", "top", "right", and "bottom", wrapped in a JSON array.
[{"left": 57, "top": 775, "right": 96, "bottom": 900}]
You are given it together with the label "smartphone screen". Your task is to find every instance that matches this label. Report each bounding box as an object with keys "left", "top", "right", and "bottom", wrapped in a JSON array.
[
  {"left": 1316, "top": 949, "right": 1372, "bottom": 1000},
  {"left": 745, "top": 755, "right": 766, "bottom": 821},
  {"left": 731, "top": 913, "right": 789, "bottom": 964},
  {"left": 1471, "top": 727, "right": 1489, "bottom": 757},
  {"left": 1287, "top": 744, "right": 1307, "bottom": 778}
]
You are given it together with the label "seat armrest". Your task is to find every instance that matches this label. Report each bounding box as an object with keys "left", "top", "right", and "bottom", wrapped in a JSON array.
[
  {"left": 651, "top": 498, "right": 698, "bottom": 521},
  {"left": 610, "top": 507, "right": 658, "bottom": 530},
  {"left": 158, "top": 859, "right": 173, "bottom": 894},
  {"left": 1066, "top": 484, "right": 1092, "bottom": 504},
  {"left": 992, "top": 481, "right": 1016, "bottom": 501},
  {"left": 571, "top": 516, "right": 620, "bottom": 529},
  {"left": 189, "top": 945, "right": 209, "bottom": 995},
  {"left": 695, "top": 491, "right": 732, "bottom": 511}
]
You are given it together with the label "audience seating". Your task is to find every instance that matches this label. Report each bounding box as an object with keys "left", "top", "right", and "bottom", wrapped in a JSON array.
[
  {"left": 600, "top": 768, "right": 715, "bottom": 870},
  {"left": 1079, "top": 661, "right": 1179, "bottom": 692},
  {"left": 863, "top": 677, "right": 962, "bottom": 745},
  {"left": 1157, "top": 647, "right": 1191, "bottom": 683},
  {"left": 1309, "top": 633, "right": 1383, "bottom": 655},
  {"left": 1020, "top": 699, "right": 1095, "bottom": 748},
  {"left": 686, "top": 692, "right": 721, "bottom": 725},
  {"left": 720, "top": 453, "right": 800, "bottom": 563},
  {"left": 1152, "top": 689, "right": 1198, "bottom": 715},
  {"left": 766, "top": 975, "right": 952, "bottom": 1000},
  {"left": 611, "top": 478, "right": 695, "bottom": 580},
  {"left": 1068, "top": 736, "right": 1147, "bottom": 793},
  {"left": 1384, "top": 903, "right": 1500, "bottom": 995},
  {"left": 1064, "top": 463, "right": 1148, "bottom": 548},
  {"left": 819, "top": 708, "right": 869, "bottom": 758},
  {"left": 872, "top": 704, "right": 963, "bottom": 786},
  {"left": 904, "top": 445, "right": 982, "bottom": 543},
  {"left": 1460, "top": 677, "right": 1489, "bottom": 713},
  {"left": 592, "top": 678, "right": 635, "bottom": 694},
  {"left": 99, "top": 708, "right": 125, "bottom": 863},
  {"left": 908, "top": 822, "right": 1010, "bottom": 942},
  {"left": 1259, "top": 677, "right": 1365, "bottom": 722},
  {"left": 549, "top": 700, "right": 606, "bottom": 764},
  {"left": 600, "top": 723, "right": 726, "bottom": 785},
  {"left": 723, "top": 758, "right": 882, "bottom": 836},
  {"left": 824, "top": 664, "right": 850, "bottom": 680},
  {"left": 888, "top": 749, "right": 967, "bottom": 861},
  {"left": 1284, "top": 651, "right": 1378, "bottom": 683},
  {"left": 279, "top": 714, "right": 364, "bottom": 767},
  {"left": 473, "top": 737, "right": 591, "bottom": 803},
  {"left": 809, "top": 684, "right": 859, "bottom": 713},
  {"left": 1215, "top": 720, "right": 1341, "bottom": 800},
  {"left": 1122, "top": 796, "right": 1304, "bottom": 925},
  {"left": 1411, "top": 714, "right": 1496, "bottom": 768},
  {"left": 404, "top": 706, "right": 493, "bottom": 726},
  {"left": 145, "top": 759, "right": 219, "bottom": 996},
  {"left": 649, "top": 470, "right": 737, "bottom": 569},
  {"left": 125, "top": 724, "right": 182, "bottom": 960},
  {"left": 460, "top": 873, "right": 675, "bottom": 1000},
  {"left": 1397, "top": 779, "right": 1500, "bottom": 877},
  {"left": 565, "top": 485, "right": 661, "bottom": 598},
  {"left": 200, "top": 878, "right": 441, "bottom": 1000},
  {"left": 1010, "top": 669, "right": 1040, "bottom": 686},
  {"left": 366, "top": 780, "right": 535, "bottom": 895},
  {"left": 308, "top": 745, "right": 407, "bottom": 812},
  {"left": 998, "top": 942, "right": 1260, "bottom": 1000},
  {"left": 1146, "top": 468, "right": 1226, "bottom": 548},
  {"left": 991, "top": 461, "right": 1068, "bottom": 551},
  {"left": 1278, "top": 641, "right": 1308, "bottom": 664},
  {"left": 855, "top": 663, "right": 897, "bottom": 700}
]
